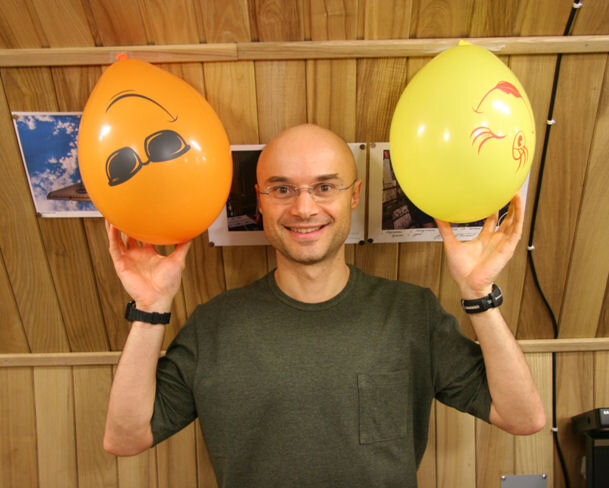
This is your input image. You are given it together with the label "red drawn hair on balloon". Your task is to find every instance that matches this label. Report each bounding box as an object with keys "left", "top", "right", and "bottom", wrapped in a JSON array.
[
  {"left": 471, "top": 81, "right": 529, "bottom": 171},
  {"left": 473, "top": 81, "right": 522, "bottom": 114}
]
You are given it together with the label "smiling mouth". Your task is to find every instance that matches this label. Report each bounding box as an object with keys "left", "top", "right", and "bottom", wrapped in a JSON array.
[{"left": 285, "top": 224, "right": 327, "bottom": 234}]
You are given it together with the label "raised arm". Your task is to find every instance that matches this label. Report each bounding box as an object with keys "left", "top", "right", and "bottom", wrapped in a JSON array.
[
  {"left": 436, "top": 193, "right": 545, "bottom": 435},
  {"left": 103, "top": 221, "right": 192, "bottom": 456}
]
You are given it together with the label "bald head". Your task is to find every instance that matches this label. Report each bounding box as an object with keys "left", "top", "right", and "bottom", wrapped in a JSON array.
[{"left": 256, "top": 124, "right": 357, "bottom": 186}]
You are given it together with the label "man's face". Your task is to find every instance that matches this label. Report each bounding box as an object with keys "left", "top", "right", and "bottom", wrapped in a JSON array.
[{"left": 256, "top": 127, "right": 361, "bottom": 266}]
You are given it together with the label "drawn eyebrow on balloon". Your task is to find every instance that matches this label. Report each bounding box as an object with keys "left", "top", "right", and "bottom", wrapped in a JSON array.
[
  {"left": 106, "top": 90, "right": 178, "bottom": 122},
  {"left": 473, "top": 81, "right": 523, "bottom": 113}
]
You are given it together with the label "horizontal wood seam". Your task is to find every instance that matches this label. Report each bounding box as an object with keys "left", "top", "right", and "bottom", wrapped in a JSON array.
[{"left": 0, "top": 36, "right": 608, "bottom": 67}]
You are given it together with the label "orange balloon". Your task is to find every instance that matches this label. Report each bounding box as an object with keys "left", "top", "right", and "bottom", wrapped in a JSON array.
[{"left": 78, "top": 58, "right": 232, "bottom": 244}]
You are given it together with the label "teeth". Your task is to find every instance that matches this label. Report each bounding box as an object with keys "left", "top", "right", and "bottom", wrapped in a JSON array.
[{"left": 290, "top": 226, "right": 322, "bottom": 234}]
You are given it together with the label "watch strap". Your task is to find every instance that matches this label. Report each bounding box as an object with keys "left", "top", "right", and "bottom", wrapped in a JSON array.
[
  {"left": 124, "top": 301, "right": 171, "bottom": 325},
  {"left": 461, "top": 284, "right": 503, "bottom": 314}
]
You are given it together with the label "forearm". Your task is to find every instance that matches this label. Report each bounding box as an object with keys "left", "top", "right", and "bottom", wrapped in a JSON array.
[
  {"left": 470, "top": 308, "right": 545, "bottom": 434},
  {"left": 104, "top": 321, "right": 166, "bottom": 456}
]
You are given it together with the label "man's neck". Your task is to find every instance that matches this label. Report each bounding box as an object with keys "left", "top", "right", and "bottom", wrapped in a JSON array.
[{"left": 274, "top": 250, "right": 350, "bottom": 304}]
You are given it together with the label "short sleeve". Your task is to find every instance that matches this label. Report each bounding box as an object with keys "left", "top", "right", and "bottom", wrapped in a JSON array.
[
  {"left": 150, "top": 309, "right": 200, "bottom": 445},
  {"left": 426, "top": 290, "right": 492, "bottom": 422}
]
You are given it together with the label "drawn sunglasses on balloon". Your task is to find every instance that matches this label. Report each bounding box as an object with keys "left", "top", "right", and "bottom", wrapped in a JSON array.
[{"left": 104, "top": 91, "right": 191, "bottom": 187}]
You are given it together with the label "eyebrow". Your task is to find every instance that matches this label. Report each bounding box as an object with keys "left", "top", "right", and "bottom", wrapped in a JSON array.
[
  {"left": 106, "top": 90, "right": 178, "bottom": 122},
  {"left": 265, "top": 173, "right": 341, "bottom": 184}
]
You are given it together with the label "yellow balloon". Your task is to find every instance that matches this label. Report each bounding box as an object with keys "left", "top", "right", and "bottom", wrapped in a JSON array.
[{"left": 389, "top": 41, "right": 535, "bottom": 223}]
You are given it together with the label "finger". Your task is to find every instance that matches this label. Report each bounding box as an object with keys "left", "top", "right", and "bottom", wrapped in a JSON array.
[
  {"left": 435, "top": 219, "right": 458, "bottom": 246},
  {"left": 480, "top": 212, "right": 499, "bottom": 237},
  {"left": 127, "top": 236, "right": 139, "bottom": 249},
  {"left": 171, "top": 240, "right": 193, "bottom": 265}
]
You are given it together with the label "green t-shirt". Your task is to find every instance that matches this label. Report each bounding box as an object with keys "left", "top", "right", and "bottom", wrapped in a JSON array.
[{"left": 151, "top": 265, "right": 491, "bottom": 487}]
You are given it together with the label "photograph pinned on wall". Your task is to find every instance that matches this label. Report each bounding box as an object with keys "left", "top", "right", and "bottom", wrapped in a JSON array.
[
  {"left": 12, "top": 112, "right": 102, "bottom": 217},
  {"left": 367, "top": 143, "right": 528, "bottom": 243},
  {"left": 207, "top": 143, "right": 367, "bottom": 246}
]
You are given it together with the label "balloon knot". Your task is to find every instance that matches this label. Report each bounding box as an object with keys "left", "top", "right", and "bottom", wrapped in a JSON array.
[{"left": 116, "top": 53, "right": 129, "bottom": 62}]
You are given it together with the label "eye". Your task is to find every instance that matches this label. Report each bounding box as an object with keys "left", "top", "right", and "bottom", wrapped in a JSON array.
[
  {"left": 271, "top": 185, "right": 293, "bottom": 196},
  {"left": 314, "top": 182, "right": 336, "bottom": 195}
]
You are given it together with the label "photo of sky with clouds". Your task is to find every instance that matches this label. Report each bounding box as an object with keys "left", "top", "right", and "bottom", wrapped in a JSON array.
[{"left": 14, "top": 113, "right": 99, "bottom": 215}]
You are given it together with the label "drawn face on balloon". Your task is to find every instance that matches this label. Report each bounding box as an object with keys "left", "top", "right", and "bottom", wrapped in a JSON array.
[
  {"left": 103, "top": 91, "right": 192, "bottom": 186},
  {"left": 470, "top": 81, "right": 535, "bottom": 172},
  {"left": 78, "top": 59, "right": 232, "bottom": 244}
]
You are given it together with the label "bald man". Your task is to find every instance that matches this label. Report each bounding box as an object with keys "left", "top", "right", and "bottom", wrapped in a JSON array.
[{"left": 104, "top": 124, "right": 544, "bottom": 487}]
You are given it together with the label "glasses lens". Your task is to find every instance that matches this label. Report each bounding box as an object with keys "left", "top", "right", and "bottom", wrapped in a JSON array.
[
  {"left": 106, "top": 147, "right": 142, "bottom": 186},
  {"left": 269, "top": 185, "right": 295, "bottom": 199},
  {"left": 145, "top": 130, "right": 190, "bottom": 162},
  {"left": 312, "top": 182, "right": 337, "bottom": 200}
]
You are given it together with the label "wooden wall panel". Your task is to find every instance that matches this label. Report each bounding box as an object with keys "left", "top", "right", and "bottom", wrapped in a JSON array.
[
  {"left": 0, "top": 247, "right": 29, "bottom": 353},
  {"left": 73, "top": 366, "right": 117, "bottom": 487},
  {"left": 0, "top": 69, "right": 69, "bottom": 353},
  {"left": 30, "top": 0, "right": 95, "bottom": 47},
  {"left": 0, "top": 367, "right": 38, "bottom": 488},
  {"left": 0, "top": 0, "right": 47, "bottom": 48},
  {"left": 411, "top": 0, "right": 472, "bottom": 38},
  {"left": 156, "top": 424, "right": 198, "bottom": 488},
  {"left": 84, "top": 0, "right": 148, "bottom": 46},
  {"left": 519, "top": 0, "right": 573, "bottom": 36},
  {"left": 515, "top": 353, "right": 554, "bottom": 484},
  {"left": 560, "top": 56, "right": 609, "bottom": 337},
  {"left": 138, "top": 0, "right": 201, "bottom": 44},
  {"left": 33, "top": 367, "right": 77, "bottom": 488},
  {"left": 520, "top": 55, "right": 606, "bottom": 338},
  {"left": 117, "top": 449, "right": 158, "bottom": 488},
  {"left": 555, "top": 352, "right": 594, "bottom": 488}
]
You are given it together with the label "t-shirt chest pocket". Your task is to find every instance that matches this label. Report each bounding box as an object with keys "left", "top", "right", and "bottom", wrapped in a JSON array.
[{"left": 357, "top": 370, "right": 410, "bottom": 444}]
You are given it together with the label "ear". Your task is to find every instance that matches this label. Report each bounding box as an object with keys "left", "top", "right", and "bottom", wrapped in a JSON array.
[{"left": 350, "top": 179, "right": 363, "bottom": 210}]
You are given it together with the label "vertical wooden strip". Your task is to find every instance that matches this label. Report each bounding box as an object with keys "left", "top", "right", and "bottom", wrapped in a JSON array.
[
  {"left": 33, "top": 366, "right": 78, "bottom": 488},
  {"left": 598, "top": 277, "right": 609, "bottom": 337},
  {"left": 0, "top": 68, "right": 69, "bottom": 352},
  {"left": 519, "top": 0, "right": 573, "bottom": 35},
  {"left": 155, "top": 423, "right": 198, "bottom": 488},
  {"left": 0, "top": 367, "right": 38, "bottom": 488},
  {"left": 554, "top": 352, "right": 594, "bottom": 488},
  {"left": 117, "top": 450, "right": 159, "bottom": 488},
  {"left": 196, "top": 0, "right": 250, "bottom": 43},
  {"left": 594, "top": 351, "right": 609, "bottom": 406},
  {"left": 73, "top": 365, "right": 117, "bottom": 487},
  {"left": 476, "top": 421, "right": 514, "bottom": 488},
  {"left": 560, "top": 55, "right": 609, "bottom": 337},
  {"left": 435, "top": 404, "right": 476, "bottom": 488},
  {"left": 362, "top": 0, "right": 412, "bottom": 39},
  {"left": 515, "top": 353, "right": 553, "bottom": 483},
  {"left": 571, "top": 1, "right": 609, "bottom": 36}
]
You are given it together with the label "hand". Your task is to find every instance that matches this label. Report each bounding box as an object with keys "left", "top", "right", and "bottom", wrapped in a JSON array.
[
  {"left": 106, "top": 220, "right": 192, "bottom": 312},
  {"left": 435, "top": 193, "right": 524, "bottom": 299}
]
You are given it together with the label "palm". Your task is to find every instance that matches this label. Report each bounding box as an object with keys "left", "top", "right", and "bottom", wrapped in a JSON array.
[
  {"left": 436, "top": 194, "right": 524, "bottom": 296},
  {"left": 106, "top": 221, "right": 191, "bottom": 309}
]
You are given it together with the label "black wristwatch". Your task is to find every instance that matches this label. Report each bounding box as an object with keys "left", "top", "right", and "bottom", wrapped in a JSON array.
[
  {"left": 461, "top": 284, "right": 503, "bottom": 314},
  {"left": 124, "top": 301, "right": 171, "bottom": 325}
]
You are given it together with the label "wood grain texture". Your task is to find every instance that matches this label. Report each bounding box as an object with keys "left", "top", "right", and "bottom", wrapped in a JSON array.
[
  {"left": 410, "top": 0, "right": 473, "bottom": 38},
  {"left": 571, "top": 0, "right": 609, "bottom": 36},
  {"left": 0, "top": 0, "right": 47, "bottom": 48},
  {"left": 362, "top": 0, "right": 413, "bottom": 39},
  {"left": 156, "top": 423, "right": 198, "bottom": 488},
  {"left": 33, "top": 366, "right": 78, "bottom": 488},
  {"left": 476, "top": 420, "right": 514, "bottom": 488},
  {"left": 85, "top": 0, "right": 148, "bottom": 46},
  {"left": 555, "top": 352, "right": 593, "bottom": 488},
  {"left": 30, "top": 0, "right": 95, "bottom": 47},
  {"left": 72, "top": 366, "right": 117, "bottom": 487},
  {"left": 469, "top": 0, "right": 528, "bottom": 37},
  {"left": 0, "top": 367, "right": 38, "bottom": 488},
  {"left": 515, "top": 353, "right": 554, "bottom": 484},
  {"left": 139, "top": 0, "right": 201, "bottom": 44},
  {"left": 197, "top": 0, "right": 251, "bottom": 43},
  {"left": 560, "top": 55, "right": 609, "bottom": 337},
  {"left": 594, "top": 350, "right": 609, "bottom": 406},
  {"left": 528, "top": 54, "right": 607, "bottom": 337},
  {"left": 0, "top": 68, "right": 69, "bottom": 352},
  {"left": 0, "top": 247, "right": 30, "bottom": 353},
  {"left": 435, "top": 405, "right": 476, "bottom": 488},
  {"left": 519, "top": 0, "right": 573, "bottom": 36},
  {"left": 117, "top": 449, "right": 159, "bottom": 488}
]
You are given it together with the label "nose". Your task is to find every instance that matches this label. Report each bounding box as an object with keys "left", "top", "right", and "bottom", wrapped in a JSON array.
[{"left": 289, "top": 189, "right": 319, "bottom": 219}]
